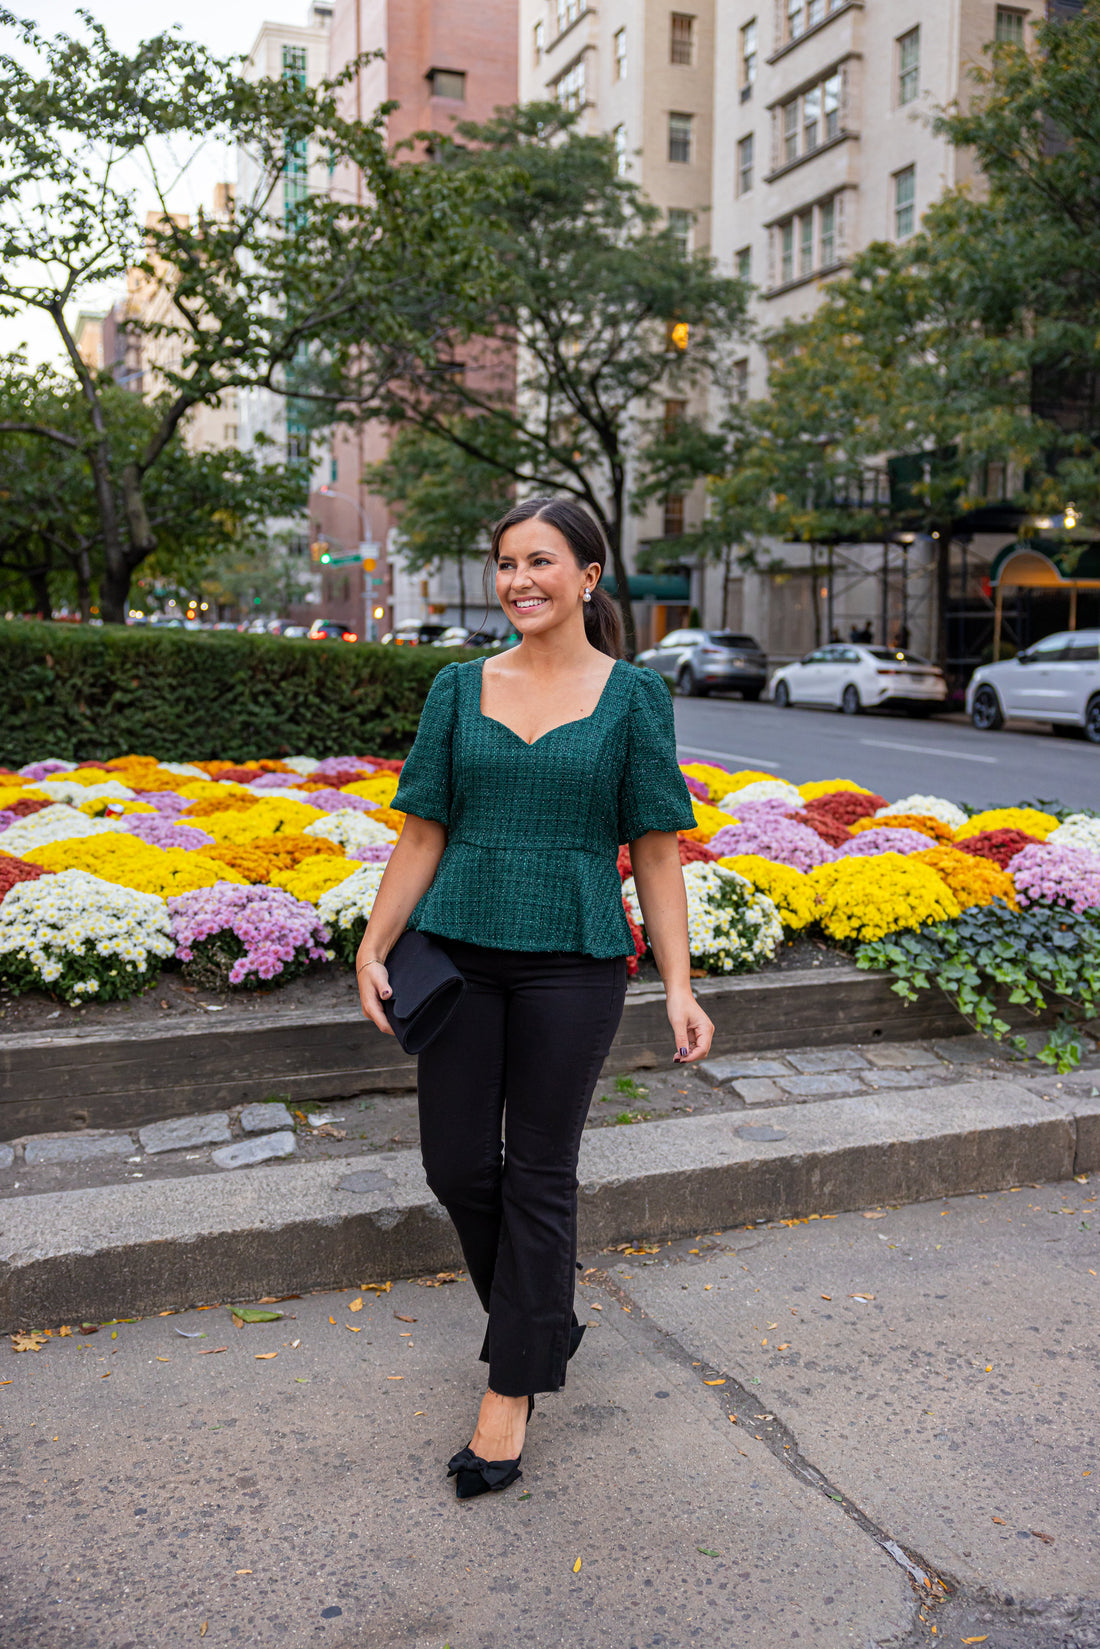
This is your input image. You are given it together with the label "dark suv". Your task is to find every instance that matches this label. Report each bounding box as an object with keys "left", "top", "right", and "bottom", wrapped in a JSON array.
[{"left": 635, "top": 628, "right": 768, "bottom": 699}]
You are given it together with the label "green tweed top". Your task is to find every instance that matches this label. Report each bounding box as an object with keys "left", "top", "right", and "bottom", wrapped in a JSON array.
[{"left": 391, "top": 656, "right": 696, "bottom": 957}]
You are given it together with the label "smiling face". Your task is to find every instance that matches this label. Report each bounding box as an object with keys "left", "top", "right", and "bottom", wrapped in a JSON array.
[{"left": 495, "top": 517, "right": 601, "bottom": 637}]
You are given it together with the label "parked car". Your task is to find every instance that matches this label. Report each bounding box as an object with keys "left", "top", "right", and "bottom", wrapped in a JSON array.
[
  {"left": 380, "top": 621, "right": 450, "bottom": 646},
  {"left": 463, "top": 628, "right": 504, "bottom": 649},
  {"left": 280, "top": 624, "right": 309, "bottom": 639},
  {"left": 431, "top": 626, "right": 471, "bottom": 647},
  {"left": 770, "top": 643, "right": 947, "bottom": 716},
  {"left": 967, "top": 629, "right": 1100, "bottom": 741},
  {"left": 308, "top": 618, "right": 359, "bottom": 643},
  {"left": 634, "top": 629, "right": 768, "bottom": 699}
]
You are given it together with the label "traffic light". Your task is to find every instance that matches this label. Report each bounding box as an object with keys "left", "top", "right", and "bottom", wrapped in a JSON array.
[{"left": 310, "top": 539, "right": 329, "bottom": 564}]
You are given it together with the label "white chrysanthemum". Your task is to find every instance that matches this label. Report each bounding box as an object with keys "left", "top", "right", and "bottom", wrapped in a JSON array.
[
  {"left": 0, "top": 869, "right": 174, "bottom": 972},
  {"left": 36, "top": 777, "right": 136, "bottom": 806},
  {"left": 157, "top": 763, "right": 210, "bottom": 779},
  {"left": 316, "top": 864, "right": 387, "bottom": 929},
  {"left": 717, "top": 780, "right": 803, "bottom": 813},
  {"left": 874, "top": 794, "right": 967, "bottom": 831},
  {"left": 1048, "top": 814, "right": 1100, "bottom": 855},
  {"left": 305, "top": 809, "right": 397, "bottom": 850},
  {"left": 0, "top": 805, "right": 123, "bottom": 854},
  {"left": 623, "top": 861, "right": 781, "bottom": 974},
  {"left": 282, "top": 756, "right": 321, "bottom": 775}
]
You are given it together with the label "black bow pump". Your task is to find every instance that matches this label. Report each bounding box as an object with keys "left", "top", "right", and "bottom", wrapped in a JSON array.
[{"left": 447, "top": 1395, "right": 535, "bottom": 1500}]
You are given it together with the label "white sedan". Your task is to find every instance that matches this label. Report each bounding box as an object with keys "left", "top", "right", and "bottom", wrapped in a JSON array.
[
  {"left": 770, "top": 643, "right": 948, "bottom": 716},
  {"left": 967, "top": 629, "right": 1100, "bottom": 741}
]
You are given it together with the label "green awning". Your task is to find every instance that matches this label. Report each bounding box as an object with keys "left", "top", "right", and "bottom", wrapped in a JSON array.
[
  {"left": 990, "top": 537, "right": 1100, "bottom": 588},
  {"left": 599, "top": 573, "right": 690, "bottom": 601}
]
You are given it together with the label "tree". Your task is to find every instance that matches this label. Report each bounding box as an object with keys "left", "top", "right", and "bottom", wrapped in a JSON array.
[
  {"left": 364, "top": 423, "right": 513, "bottom": 627},
  {"left": 0, "top": 9, "right": 494, "bottom": 619},
  {"left": 0, "top": 354, "right": 304, "bottom": 618},
  {"left": 309, "top": 105, "right": 749, "bottom": 654}
]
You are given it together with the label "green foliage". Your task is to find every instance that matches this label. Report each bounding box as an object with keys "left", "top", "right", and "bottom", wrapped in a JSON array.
[
  {"left": 0, "top": 622, "right": 457, "bottom": 765},
  {"left": 855, "top": 901, "right": 1100, "bottom": 1071},
  {"left": 0, "top": 943, "right": 159, "bottom": 1008},
  {"left": 320, "top": 104, "right": 749, "bottom": 653}
]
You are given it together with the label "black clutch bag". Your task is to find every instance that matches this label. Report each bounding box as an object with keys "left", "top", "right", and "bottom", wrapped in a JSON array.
[{"left": 380, "top": 929, "right": 467, "bottom": 1054}]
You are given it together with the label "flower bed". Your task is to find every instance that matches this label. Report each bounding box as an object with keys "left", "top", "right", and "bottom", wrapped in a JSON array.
[{"left": 0, "top": 747, "right": 1095, "bottom": 1062}]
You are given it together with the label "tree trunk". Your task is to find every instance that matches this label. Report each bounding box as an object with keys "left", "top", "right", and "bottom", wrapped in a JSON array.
[
  {"left": 606, "top": 476, "right": 636, "bottom": 657},
  {"left": 76, "top": 546, "right": 93, "bottom": 624},
  {"left": 722, "top": 543, "right": 734, "bottom": 629},
  {"left": 934, "top": 532, "right": 951, "bottom": 671},
  {"left": 456, "top": 553, "right": 467, "bottom": 626},
  {"left": 29, "top": 567, "right": 52, "bottom": 620},
  {"left": 809, "top": 543, "right": 821, "bottom": 647}
]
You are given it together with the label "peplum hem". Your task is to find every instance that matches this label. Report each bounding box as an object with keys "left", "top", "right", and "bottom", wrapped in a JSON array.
[{"left": 407, "top": 840, "right": 632, "bottom": 959}]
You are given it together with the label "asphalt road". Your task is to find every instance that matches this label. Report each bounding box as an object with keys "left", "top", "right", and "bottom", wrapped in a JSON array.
[
  {"left": 2, "top": 1181, "right": 1097, "bottom": 1648},
  {"left": 672, "top": 696, "right": 1100, "bottom": 808}
]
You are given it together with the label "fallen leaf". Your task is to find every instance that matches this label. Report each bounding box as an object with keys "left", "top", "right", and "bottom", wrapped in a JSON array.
[
  {"left": 175, "top": 1329, "right": 205, "bottom": 1339},
  {"left": 777, "top": 1343, "right": 790, "bottom": 1351},
  {"left": 394, "top": 1313, "right": 417, "bottom": 1323},
  {"left": 862, "top": 1211, "right": 887, "bottom": 1220},
  {"left": 10, "top": 1332, "right": 47, "bottom": 1353},
  {"left": 590, "top": 1303, "right": 602, "bottom": 1311},
  {"left": 985, "top": 1365, "right": 993, "bottom": 1372},
  {"left": 329, "top": 1316, "right": 336, "bottom": 1325},
  {"left": 821, "top": 1295, "right": 831, "bottom": 1301},
  {"left": 101, "top": 1371, "right": 111, "bottom": 1378},
  {"left": 346, "top": 1324, "right": 360, "bottom": 1333},
  {"left": 58, "top": 1325, "right": 72, "bottom": 1338},
  {"left": 155, "top": 1356, "right": 170, "bottom": 1363},
  {"left": 255, "top": 1352, "right": 277, "bottom": 1360},
  {"left": 200, "top": 1623, "right": 208, "bottom": 1638},
  {"left": 290, "top": 1339, "right": 300, "bottom": 1348},
  {"left": 359, "top": 1280, "right": 392, "bottom": 1294},
  {"left": 197, "top": 1347, "right": 228, "bottom": 1356},
  {"left": 961, "top": 1638, "right": 989, "bottom": 1644},
  {"left": 236, "top": 1568, "right": 252, "bottom": 1574},
  {"left": 414, "top": 1411, "right": 426, "bottom": 1416},
  {"left": 0, "top": 1379, "right": 12, "bottom": 1386},
  {"left": 848, "top": 1294, "right": 875, "bottom": 1302},
  {"left": 1030, "top": 1529, "right": 1054, "bottom": 1545},
  {"left": 703, "top": 1378, "right": 726, "bottom": 1385},
  {"left": 348, "top": 1298, "right": 363, "bottom": 1313},
  {"left": 697, "top": 1547, "right": 719, "bottom": 1557},
  {"left": 295, "top": 1377, "right": 309, "bottom": 1383},
  {"left": 573, "top": 1557, "right": 582, "bottom": 1573},
  {"left": 231, "top": 1308, "right": 283, "bottom": 1324},
  {"left": 992, "top": 1517, "right": 1006, "bottom": 1525}
]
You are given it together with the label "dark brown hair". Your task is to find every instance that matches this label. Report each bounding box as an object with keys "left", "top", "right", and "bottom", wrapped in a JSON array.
[{"left": 487, "top": 496, "right": 624, "bottom": 659}]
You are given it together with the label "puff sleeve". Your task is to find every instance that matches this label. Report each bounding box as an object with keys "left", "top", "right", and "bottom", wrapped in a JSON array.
[
  {"left": 617, "top": 667, "right": 697, "bottom": 843},
  {"left": 391, "top": 662, "right": 457, "bottom": 827}
]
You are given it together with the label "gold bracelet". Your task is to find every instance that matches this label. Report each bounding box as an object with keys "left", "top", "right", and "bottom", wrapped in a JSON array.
[{"left": 356, "top": 958, "right": 386, "bottom": 971}]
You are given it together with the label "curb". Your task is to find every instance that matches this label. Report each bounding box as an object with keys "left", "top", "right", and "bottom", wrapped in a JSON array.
[
  {"left": 2, "top": 1079, "right": 1096, "bottom": 1331},
  {"left": 0, "top": 967, "right": 1052, "bottom": 1139}
]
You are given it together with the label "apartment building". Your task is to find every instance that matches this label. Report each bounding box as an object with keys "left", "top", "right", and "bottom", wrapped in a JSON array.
[{"left": 319, "top": 0, "right": 519, "bottom": 638}]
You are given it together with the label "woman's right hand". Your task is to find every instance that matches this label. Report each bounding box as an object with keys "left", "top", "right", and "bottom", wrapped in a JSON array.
[{"left": 356, "top": 958, "right": 395, "bottom": 1034}]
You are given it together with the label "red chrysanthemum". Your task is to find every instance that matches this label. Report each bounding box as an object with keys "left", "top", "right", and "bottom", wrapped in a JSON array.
[{"left": 953, "top": 828, "right": 1043, "bottom": 869}]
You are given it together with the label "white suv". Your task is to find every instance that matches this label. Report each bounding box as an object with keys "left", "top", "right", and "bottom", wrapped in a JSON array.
[{"left": 967, "top": 630, "right": 1100, "bottom": 742}]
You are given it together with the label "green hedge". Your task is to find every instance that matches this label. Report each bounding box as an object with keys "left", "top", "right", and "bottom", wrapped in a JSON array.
[{"left": 0, "top": 623, "right": 462, "bottom": 764}]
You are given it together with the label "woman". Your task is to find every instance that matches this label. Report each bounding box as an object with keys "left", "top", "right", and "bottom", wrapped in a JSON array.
[{"left": 355, "top": 496, "right": 714, "bottom": 1499}]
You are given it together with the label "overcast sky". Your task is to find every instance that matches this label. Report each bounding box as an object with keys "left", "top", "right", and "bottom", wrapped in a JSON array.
[{"left": 2, "top": 2, "right": 299, "bottom": 364}]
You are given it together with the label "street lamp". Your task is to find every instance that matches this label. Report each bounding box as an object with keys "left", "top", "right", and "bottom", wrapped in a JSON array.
[{"left": 318, "top": 485, "right": 382, "bottom": 640}]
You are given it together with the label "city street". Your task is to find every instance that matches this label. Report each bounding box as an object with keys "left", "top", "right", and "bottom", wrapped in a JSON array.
[
  {"left": 673, "top": 697, "right": 1100, "bottom": 808},
  {"left": 2, "top": 1181, "right": 1097, "bottom": 1648}
]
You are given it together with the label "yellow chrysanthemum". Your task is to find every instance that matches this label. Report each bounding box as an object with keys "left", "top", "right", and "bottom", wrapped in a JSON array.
[
  {"left": 681, "top": 798, "right": 738, "bottom": 843},
  {"left": 797, "top": 779, "right": 874, "bottom": 801},
  {"left": 341, "top": 773, "right": 400, "bottom": 807},
  {"left": 0, "top": 785, "right": 47, "bottom": 808},
  {"left": 25, "top": 835, "right": 246, "bottom": 897},
  {"left": 716, "top": 854, "right": 817, "bottom": 930},
  {"left": 913, "top": 846, "right": 1019, "bottom": 910},
  {"left": 269, "top": 857, "right": 358, "bottom": 902},
  {"left": 76, "top": 797, "right": 158, "bottom": 819},
  {"left": 807, "top": 854, "right": 961, "bottom": 943},
  {"left": 182, "top": 787, "right": 261, "bottom": 818},
  {"left": 954, "top": 807, "right": 1060, "bottom": 842},
  {"left": 194, "top": 798, "right": 325, "bottom": 843}
]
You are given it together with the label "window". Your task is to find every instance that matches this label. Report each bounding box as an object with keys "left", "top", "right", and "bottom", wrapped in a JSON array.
[
  {"left": 737, "top": 132, "right": 754, "bottom": 194},
  {"left": 613, "top": 123, "right": 629, "bottom": 176},
  {"left": 823, "top": 71, "right": 841, "bottom": 140},
  {"left": 282, "top": 45, "right": 309, "bottom": 226},
  {"left": 736, "top": 245, "right": 752, "bottom": 281},
  {"left": 668, "top": 112, "right": 693, "bottom": 164},
  {"left": 427, "top": 68, "right": 466, "bottom": 99},
  {"left": 802, "top": 84, "right": 821, "bottom": 150},
  {"left": 670, "top": 13, "right": 694, "bottom": 64},
  {"left": 783, "top": 98, "right": 798, "bottom": 163},
  {"left": 664, "top": 398, "right": 687, "bottom": 436},
  {"left": 224, "top": 424, "right": 238, "bottom": 443},
  {"left": 787, "top": 0, "right": 804, "bottom": 42},
  {"left": 663, "top": 495, "right": 685, "bottom": 537},
  {"left": 807, "top": 0, "right": 825, "bottom": 21},
  {"left": 614, "top": 26, "right": 627, "bottom": 80},
  {"left": 556, "top": 0, "right": 581, "bottom": 32},
  {"left": 781, "top": 219, "right": 794, "bottom": 283},
  {"left": 533, "top": 20, "right": 544, "bottom": 61},
  {"left": 668, "top": 208, "right": 692, "bottom": 257},
  {"left": 282, "top": 44, "right": 307, "bottom": 77},
  {"left": 557, "top": 57, "right": 586, "bottom": 112},
  {"left": 995, "top": 6, "right": 1026, "bottom": 42},
  {"left": 740, "top": 20, "right": 757, "bottom": 94},
  {"left": 819, "top": 196, "right": 836, "bottom": 264},
  {"left": 898, "top": 28, "right": 919, "bottom": 105},
  {"left": 799, "top": 210, "right": 814, "bottom": 276},
  {"left": 894, "top": 164, "right": 916, "bottom": 238},
  {"left": 732, "top": 358, "right": 749, "bottom": 403}
]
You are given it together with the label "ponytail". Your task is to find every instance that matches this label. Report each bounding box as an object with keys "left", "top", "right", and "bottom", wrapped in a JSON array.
[{"left": 487, "top": 495, "right": 624, "bottom": 660}]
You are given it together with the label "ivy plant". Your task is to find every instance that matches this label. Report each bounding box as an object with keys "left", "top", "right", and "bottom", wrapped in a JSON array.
[{"left": 855, "top": 900, "right": 1100, "bottom": 1072}]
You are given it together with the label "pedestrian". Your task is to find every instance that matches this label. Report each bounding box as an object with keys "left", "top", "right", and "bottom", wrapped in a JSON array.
[{"left": 355, "top": 495, "right": 714, "bottom": 1500}]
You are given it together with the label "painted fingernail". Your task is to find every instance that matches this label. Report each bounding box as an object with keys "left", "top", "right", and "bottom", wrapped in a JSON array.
[{"left": 680, "top": 1046, "right": 689, "bottom": 1056}]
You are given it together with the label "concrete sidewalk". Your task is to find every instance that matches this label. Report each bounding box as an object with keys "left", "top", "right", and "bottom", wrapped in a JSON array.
[{"left": 1, "top": 1182, "right": 1097, "bottom": 1647}]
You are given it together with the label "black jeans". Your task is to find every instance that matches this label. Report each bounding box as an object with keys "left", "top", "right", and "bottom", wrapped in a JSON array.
[{"left": 417, "top": 938, "right": 628, "bottom": 1398}]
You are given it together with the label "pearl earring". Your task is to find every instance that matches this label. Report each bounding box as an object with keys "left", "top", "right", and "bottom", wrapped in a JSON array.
[{"left": 583, "top": 589, "right": 592, "bottom": 603}]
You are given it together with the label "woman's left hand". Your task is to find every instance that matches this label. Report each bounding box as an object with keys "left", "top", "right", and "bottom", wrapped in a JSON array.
[{"left": 667, "top": 987, "right": 715, "bottom": 1065}]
